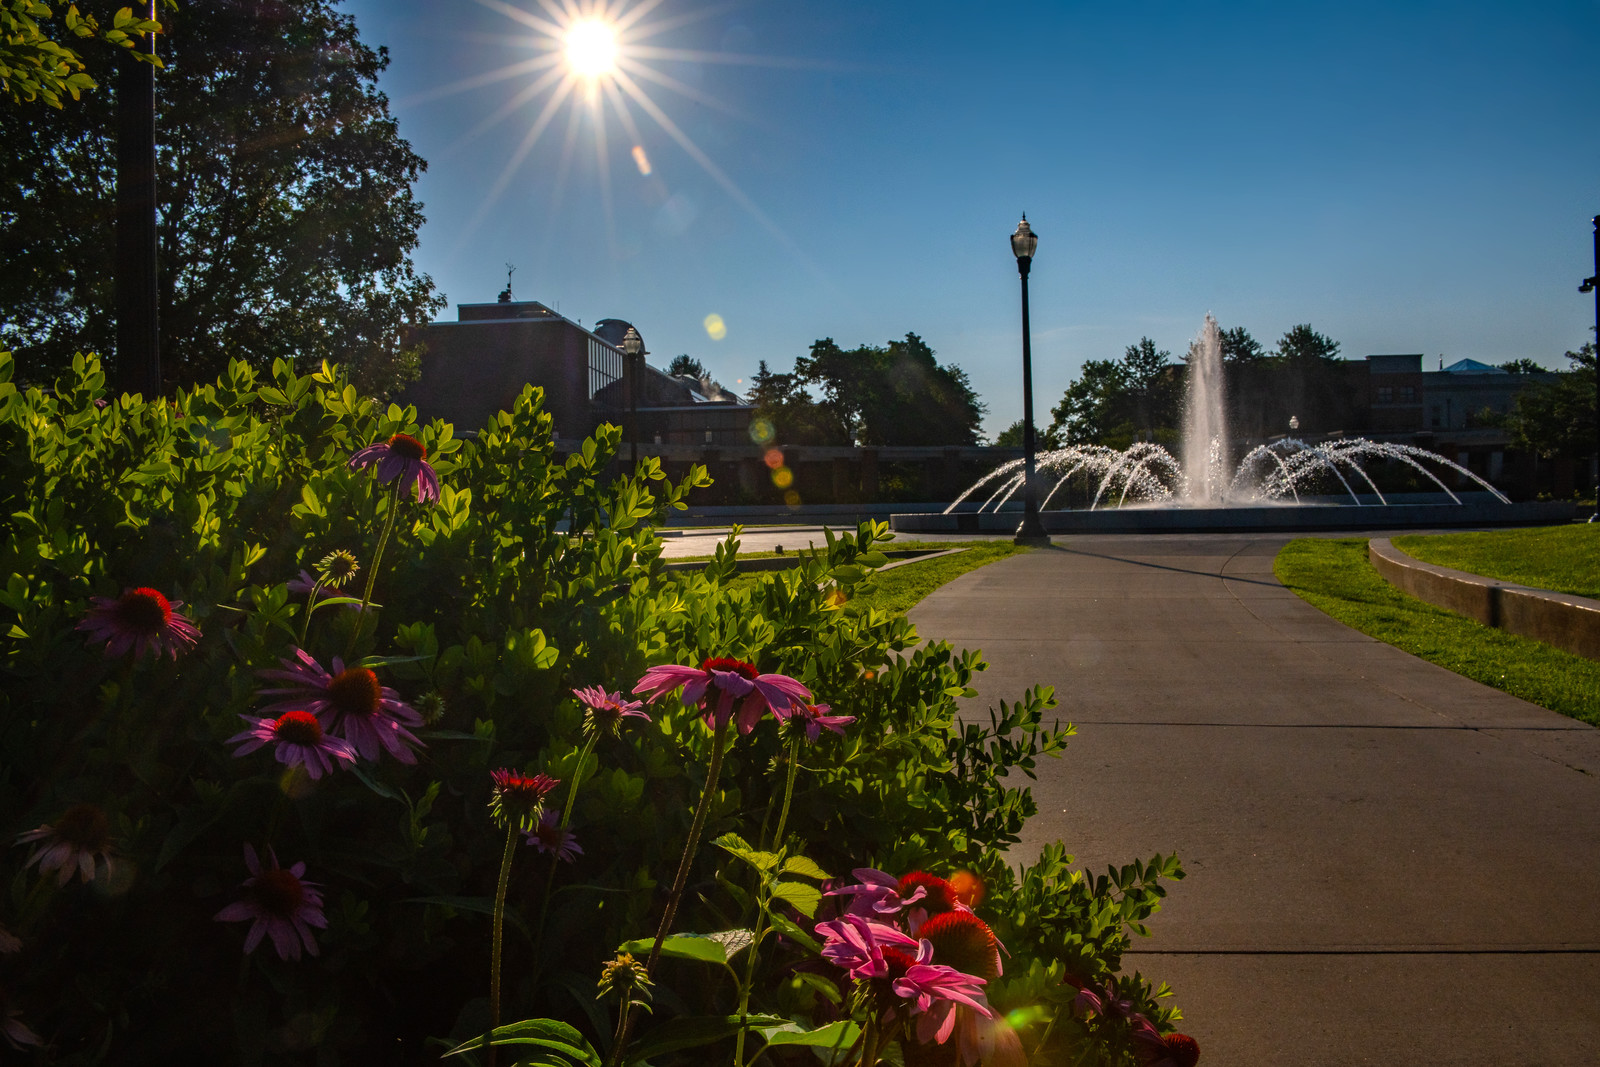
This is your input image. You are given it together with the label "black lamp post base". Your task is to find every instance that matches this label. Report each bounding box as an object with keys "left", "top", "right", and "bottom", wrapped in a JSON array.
[{"left": 1013, "top": 518, "right": 1052, "bottom": 546}]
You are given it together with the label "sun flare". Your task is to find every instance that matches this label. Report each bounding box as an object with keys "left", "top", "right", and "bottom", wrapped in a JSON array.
[{"left": 564, "top": 19, "right": 617, "bottom": 79}]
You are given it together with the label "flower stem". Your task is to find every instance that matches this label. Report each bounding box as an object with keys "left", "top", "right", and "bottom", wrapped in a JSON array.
[
  {"left": 737, "top": 739, "right": 801, "bottom": 1065},
  {"left": 487, "top": 820, "right": 519, "bottom": 1067},
  {"left": 770, "top": 737, "right": 801, "bottom": 850},
  {"left": 533, "top": 733, "right": 600, "bottom": 962},
  {"left": 297, "top": 579, "right": 325, "bottom": 648},
  {"left": 346, "top": 481, "right": 400, "bottom": 658}
]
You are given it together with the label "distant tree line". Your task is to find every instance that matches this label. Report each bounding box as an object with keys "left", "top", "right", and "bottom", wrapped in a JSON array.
[
  {"left": 1505, "top": 339, "right": 1595, "bottom": 464},
  {"left": 748, "top": 333, "right": 985, "bottom": 446}
]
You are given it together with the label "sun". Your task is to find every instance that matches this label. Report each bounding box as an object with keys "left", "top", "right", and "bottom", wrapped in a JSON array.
[{"left": 564, "top": 18, "right": 617, "bottom": 80}]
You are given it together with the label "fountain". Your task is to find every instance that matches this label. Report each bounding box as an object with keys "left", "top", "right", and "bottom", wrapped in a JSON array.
[{"left": 891, "top": 315, "right": 1575, "bottom": 535}]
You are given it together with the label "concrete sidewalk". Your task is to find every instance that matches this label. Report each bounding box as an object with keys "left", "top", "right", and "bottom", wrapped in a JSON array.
[{"left": 909, "top": 534, "right": 1600, "bottom": 1065}]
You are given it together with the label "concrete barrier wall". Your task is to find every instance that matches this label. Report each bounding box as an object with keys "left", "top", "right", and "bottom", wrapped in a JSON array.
[{"left": 1368, "top": 538, "right": 1600, "bottom": 660}]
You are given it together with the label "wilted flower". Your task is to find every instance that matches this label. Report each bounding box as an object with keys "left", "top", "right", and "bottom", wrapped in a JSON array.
[
  {"left": 76, "top": 587, "right": 200, "bottom": 660},
  {"left": 16, "top": 803, "right": 115, "bottom": 886},
  {"left": 488, "top": 769, "right": 559, "bottom": 831},
  {"left": 256, "top": 649, "right": 423, "bottom": 763},
  {"left": 523, "top": 809, "right": 582, "bottom": 863},
  {"left": 816, "top": 914, "right": 920, "bottom": 981},
  {"left": 777, "top": 700, "right": 855, "bottom": 744},
  {"left": 414, "top": 690, "right": 447, "bottom": 725},
  {"left": 633, "top": 657, "right": 810, "bottom": 734},
  {"left": 573, "top": 685, "right": 651, "bottom": 738},
  {"left": 348, "top": 432, "right": 441, "bottom": 503},
  {"left": 596, "top": 952, "right": 653, "bottom": 1004},
  {"left": 1143, "top": 1032, "right": 1201, "bottom": 1067},
  {"left": 227, "top": 710, "right": 358, "bottom": 780},
  {"left": 214, "top": 844, "right": 327, "bottom": 961},
  {"left": 314, "top": 548, "right": 361, "bottom": 588}
]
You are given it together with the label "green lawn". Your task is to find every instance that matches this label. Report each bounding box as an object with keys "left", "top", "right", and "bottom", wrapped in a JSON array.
[
  {"left": 1274, "top": 537, "right": 1600, "bottom": 726},
  {"left": 1392, "top": 524, "right": 1600, "bottom": 599}
]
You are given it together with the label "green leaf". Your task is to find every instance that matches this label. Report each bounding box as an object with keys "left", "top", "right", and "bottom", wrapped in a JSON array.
[
  {"left": 779, "top": 855, "right": 831, "bottom": 881},
  {"left": 769, "top": 881, "right": 823, "bottom": 918},
  {"left": 618, "top": 934, "right": 729, "bottom": 966},
  {"left": 444, "top": 1018, "right": 601, "bottom": 1065},
  {"left": 761, "top": 1020, "right": 861, "bottom": 1049},
  {"left": 765, "top": 913, "right": 821, "bottom": 954},
  {"left": 624, "top": 1015, "right": 790, "bottom": 1064}
]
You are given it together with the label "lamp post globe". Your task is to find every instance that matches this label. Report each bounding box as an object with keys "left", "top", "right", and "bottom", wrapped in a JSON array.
[
  {"left": 623, "top": 326, "right": 645, "bottom": 466},
  {"left": 1011, "top": 215, "right": 1050, "bottom": 545}
]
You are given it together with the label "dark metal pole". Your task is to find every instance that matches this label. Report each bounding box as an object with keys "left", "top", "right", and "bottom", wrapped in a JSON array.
[
  {"left": 1015, "top": 256, "right": 1050, "bottom": 544},
  {"left": 1590, "top": 215, "right": 1599, "bottom": 522},
  {"left": 115, "top": 1, "right": 160, "bottom": 398},
  {"left": 629, "top": 351, "right": 639, "bottom": 466}
]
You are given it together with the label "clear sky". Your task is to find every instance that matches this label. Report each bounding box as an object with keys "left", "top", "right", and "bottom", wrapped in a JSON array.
[{"left": 343, "top": 0, "right": 1600, "bottom": 436}]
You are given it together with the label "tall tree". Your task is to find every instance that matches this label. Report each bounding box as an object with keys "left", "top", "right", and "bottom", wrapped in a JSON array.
[
  {"left": 1273, "top": 324, "right": 1341, "bottom": 363},
  {"left": 0, "top": 0, "right": 443, "bottom": 395},
  {"left": 1506, "top": 342, "right": 1595, "bottom": 461},
  {"left": 746, "top": 359, "right": 845, "bottom": 445},
  {"left": 790, "top": 333, "right": 984, "bottom": 446},
  {"left": 1499, "top": 358, "right": 1545, "bottom": 375},
  {"left": 1219, "top": 325, "right": 1266, "bottom": 363},
  {"left": 666, "top": 354, "right": 707, "bottom": 380}
]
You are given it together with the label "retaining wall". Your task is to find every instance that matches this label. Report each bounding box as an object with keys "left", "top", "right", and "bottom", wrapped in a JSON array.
[{"left": 1368, "top": 537, "right": 1600, "bottom": 661}]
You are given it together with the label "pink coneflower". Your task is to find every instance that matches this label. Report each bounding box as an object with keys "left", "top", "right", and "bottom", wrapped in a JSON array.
[
  {"left": 214, "top": 844, "right": 327, "bottom": 961},
  {"left": 889, "top": 944, "right": 994, "bottom": 1045},
  {"left": 523, "top": 809, "right": 582, "bottom": 863},
  {"left": 16, "top": 803, "right": 115, "bottom": 886},
  {"left": 227, "top": 710, "right": 358, "bottom": 779},
  {"left": 348, "top": 432, "right": 441, "bottom": 503},
  {"left": 633, "top": 657, "right": 810, "bottom": 734},
  {"left": 488, "top": 769, "right": 559, "bottom": 831},
  {"left": 573, "top": 685, "right": 651, "bottom": 738},
  {"left": 76, "top": 587, "right": 200, "bottom": 659},
  {"left": 918, "top": 910, "right": 1003, "bottom": 980},
  {"left": 815, "top": 914, "right": 920, "bottom": 981},
  {"left": 826, "top": 867, "right": 928, "bottom": 918},
  {"left": 0, "top": 987, "right": 41, "bottom": 1051},
  {"left": 777, "top": 700, "right": 855, "bottom": 743},
  {"left": 255, "top": 649, "right": 423, "bottom": 763}
]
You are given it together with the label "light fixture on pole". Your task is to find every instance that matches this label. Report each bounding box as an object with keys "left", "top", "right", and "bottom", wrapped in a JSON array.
[
  {"left": 1289, "top": 415, "right": 1299, "bottom": 433},
  {"left": 623, "top": 326, "right": 646, "bottom": 466},
  {"left": 1011, "top": 215, "right": 1050, "bottom": 545},
  {"left": 1581, "top": 215, "right": 1599, "bottom": 522}
]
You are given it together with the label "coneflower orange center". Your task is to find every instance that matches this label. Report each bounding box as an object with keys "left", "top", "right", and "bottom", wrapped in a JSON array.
[
  {"left": 919, "top": 911, "right": 1000, "bottom": 979},
  {"left": 701, "top": 657, "right": 758, "bottom": 679},
  {"left": 328, "top": 668, "right": 382, "bottom": 720},
  {"left": 273, "top": 711, "right": 324, "bottom": 745},
  {"left": 116, "top": 588, "right": 172, "bottom": 632},
  {"left": 881, "top": 947, "right": 916, "bottom": 979},
  {"left": 253, "top": 867, "right": 306, "bottom": 915},
  {"left": 386, "top": 433, "right": 427, "bottom": 461},
  {"left": 54, "top": 803, "right": 111, "bottom": 851}
]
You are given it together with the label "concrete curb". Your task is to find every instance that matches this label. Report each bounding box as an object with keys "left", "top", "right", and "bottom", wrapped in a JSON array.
[{"left": 1368, "top": 537, "right": 1600, "bottom": 660}]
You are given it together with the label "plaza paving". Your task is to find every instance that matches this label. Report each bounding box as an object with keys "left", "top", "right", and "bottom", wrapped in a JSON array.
[{"left": 909, "top": 534, "right": 1600, "bottom": 1065}]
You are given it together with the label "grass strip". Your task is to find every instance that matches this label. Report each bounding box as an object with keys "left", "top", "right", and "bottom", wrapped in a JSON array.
[
  {"left": 851, "top": 541, "right": 1028, "bottom": 617},
  {"left": 1274, "top": 537, "right": 1600, "bottom": 726},
  {"left": 1392, "top": 524, "right": 1600, "bottom": 600}
]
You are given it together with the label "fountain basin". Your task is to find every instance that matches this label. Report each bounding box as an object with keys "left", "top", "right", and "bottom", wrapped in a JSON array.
[{"left": 892, "top": 499, "right": 1580, "bottom": 536}]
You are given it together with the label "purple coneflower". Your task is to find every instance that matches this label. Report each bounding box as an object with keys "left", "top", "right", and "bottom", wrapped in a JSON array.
[
  {"left": 777, "top": 700, "right": 855, "bottom": 743},
  {"left": 256, "top": 649, "right": 423, "bottom": 763},
  {"left": 214, "top": 844, "right": 327, "bottom": 961},
  {"left": 573, "top": 685, "right": 651, "bottom": 738},
  {"left": 16, "top": 803, "right": 115, "bottom": 886},
  {"left": 488, "top": 768, "right": 560, "bottom": 831},
  {"left": 633, "top": 657, "right": 810, "bottom": 734},
  {"left": 348, "top": 432, "right": 441, "bottom": 503},
  {"left": 826, "top": 867, "right": 928, "bottom": 918},
  {"left": 228, "top": 710, "right": 358, "bottom": 779},
  {"left": 0, "top": 988, "right": 41, "bottom": 1051},
  {"left": 890, "top": 944, "right": 994, "bottom": 1045},
  {"left": 76, "top": 587, "right": 200, "bottom": 659},
  {"left": 815, "top": 914, "right": 920, "bottom": 981},
  {"left": 523, "top": 809, "right": 582, "bottom": 863}
]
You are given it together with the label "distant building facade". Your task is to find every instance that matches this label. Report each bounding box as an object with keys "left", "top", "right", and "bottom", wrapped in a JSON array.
[{"left": 403, "top": 296, "right": 752, "bottom": 444}]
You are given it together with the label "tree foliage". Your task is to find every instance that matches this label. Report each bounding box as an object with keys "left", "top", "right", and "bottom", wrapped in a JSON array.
[
  {"left": 1219, "top": 325, "right": 1266, "bottom": 364},
  {"left": 1273, "top": 323, "right": 1341, "bottom": 363},
  {"left": 1049, "top": 338, "right": 1177, "bottom": 446},
  {"left": 0, "top": 0, "right": 442, "bottom": 395},
  {"left": 0, "top": 0, "right": 161, "bottom": 108},
  {"left": 666, "top": 354, "right": 706, "bottom": 380},
  {"left": 750, "top": 333, "right": 985, "bottom": 446},
  {"left": 1499, "top": 357, "right": 1545, "bottom": 375},
  {"left": 1507, "top": 343, "right": 1596, "bottom": 459}
]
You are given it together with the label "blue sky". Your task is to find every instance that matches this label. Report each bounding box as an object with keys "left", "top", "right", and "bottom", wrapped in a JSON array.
[{"left": 344, "top": 0, "right": 1600, "bottom": 435}]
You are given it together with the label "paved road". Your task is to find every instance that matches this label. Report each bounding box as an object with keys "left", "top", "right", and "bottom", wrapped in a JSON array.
[{"left": 909, "top": 534, "right": 1600, "bottom": 1066}]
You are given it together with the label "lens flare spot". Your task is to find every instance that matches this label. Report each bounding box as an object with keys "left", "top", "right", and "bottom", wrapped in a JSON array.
[
  {"left": 749, "top": 418, "right": 774, "bottom": 445},
  {"left": 783, "top": 489, "right": 801, "bottom": 506},
  {"left": 771, "top": 466, "right": 794, "bottom": 489},
  {"left": 825, "top": 588, "right": 848, "bottom": 609},
  {"left": 631, "top": 144, "right": 652, "bottom": 176},
  {"left": 564, "top": 19, "right": 617, "bottom": 79},
  {"left": 703, "top": 313, "right": 727, "bottom": 341},
  {"left": 950, "top": 869, "right": 986, "bottom": 908},
  {"left": 763, "top": 448, "right": 784, "bottom": 470}
]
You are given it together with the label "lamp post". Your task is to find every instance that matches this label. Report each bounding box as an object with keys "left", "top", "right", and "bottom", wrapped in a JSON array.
[
  {"left": 1581, "top": 216, "right": 1599, "bottom": 522},
  {"left": 1011, "top": 216, "right": 1050, "bottom": 545},
  {"left": 1289, "top": 415, "right": 1299, "bottom": 434},
  {"left": 623, "top": 326, "right": 646, "bottom": 466}
]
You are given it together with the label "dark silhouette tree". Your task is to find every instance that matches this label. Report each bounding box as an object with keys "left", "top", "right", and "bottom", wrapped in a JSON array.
[{"left": 666, "top": 354, "right": 707, "bottom": 379}]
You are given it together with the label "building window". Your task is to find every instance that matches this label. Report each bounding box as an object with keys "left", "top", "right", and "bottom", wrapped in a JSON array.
[
  {"left": 1376, "top": 386, "right": 1394, "bottom": 403},
  {"left": 1399, "top": 385, "right": 1416, "bottom": 402},
  {"left": 587, "top": 338, "right": 623, "bottom": 400}
]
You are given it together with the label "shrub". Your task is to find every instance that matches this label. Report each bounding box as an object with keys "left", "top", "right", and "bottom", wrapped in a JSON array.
[{"left": 0, "top": 352, "right": 1184, "bottom": 1064}]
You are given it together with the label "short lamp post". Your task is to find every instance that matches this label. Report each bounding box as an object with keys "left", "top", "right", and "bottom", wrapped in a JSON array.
[
  {"left": 623, "top": 326, "right": 646, "bottom": 466},
  {"left": 1289, "top": 415, "right": 1299, "bottom": 434},
  {"left": 1011, "top": 215, "right": 1050, "bottom": 545},
  {"left": 1581, "top": 215, "right": 1599, "bottom": 522}
]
